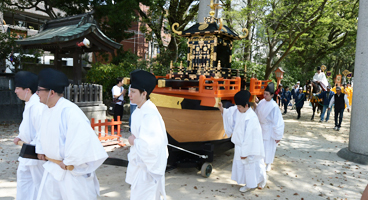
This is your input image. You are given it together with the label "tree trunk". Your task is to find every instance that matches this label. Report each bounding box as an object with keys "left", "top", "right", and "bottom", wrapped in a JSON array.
[
  {"left": 222, "top": 0, "right": 233, "bottom": 30},
  {"left": 243, "top": 0, "right": 252, "bottom": 61},
  {"left": 333, "top": 59, "right": 340, "bottom": 80},
  {"left": 264, "top": 57, "right": 273, "bottom": 79}
]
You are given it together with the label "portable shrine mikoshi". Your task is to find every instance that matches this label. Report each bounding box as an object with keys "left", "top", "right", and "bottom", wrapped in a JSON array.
[
  {"left": 144, "top": 3, "right": 270, "bottom": 177},
  {"left": 108, "top": 1, "right": 271, "bottom": 177}
]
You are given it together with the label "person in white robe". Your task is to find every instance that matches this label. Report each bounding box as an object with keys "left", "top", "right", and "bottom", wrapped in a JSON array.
[
  {"left": 219, "top": 90, "right": 267, "bottom": 192},
  {"left": 254, "top": 82, "right": 285, "bottom": 172},
  {"left": 126, "top": 70, "right": 168, "bottom": 200},
  {"left": 13, "top": 71, "right": 46, "bottom": 200},
  {"left": 313, "top": 66, "right": 329, "bottom": 91},
  {"left": 35, "top": 68, "right": 108, "bottom": 200}
]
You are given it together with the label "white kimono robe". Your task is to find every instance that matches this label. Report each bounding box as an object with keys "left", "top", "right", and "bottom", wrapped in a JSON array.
[
  {"left": 222, "top": 106, "right": 266, "bottom": 188},
  {"left": 313, "top": 72, "right": 328, "bottom": 87},
  {"left": 16, "top": 93, "right": 46, "bottom": 200},
  {"left": 35, "top": 97, "right": 108, "bottom": 200},
  {"left": 126, "top": 100, "right": 168, "bottom": 200},
  {"left": 255, "top": 99, "right": 285, "bottom": 164}
]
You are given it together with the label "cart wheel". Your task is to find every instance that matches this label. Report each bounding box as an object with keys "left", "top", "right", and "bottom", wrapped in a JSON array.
[{"left": 201, "top": 162, "right": 212, "bottom": 178}]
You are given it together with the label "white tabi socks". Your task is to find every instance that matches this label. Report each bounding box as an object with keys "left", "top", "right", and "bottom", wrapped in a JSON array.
[
  {"left": 239, "top": 186, "right": 252, "bottom": 193},
  {"left": 266, "top": 163, "right": 272, "bottom": 172},
  {"left": 258, "top": 175, "right": 267, "bottom": 189}
]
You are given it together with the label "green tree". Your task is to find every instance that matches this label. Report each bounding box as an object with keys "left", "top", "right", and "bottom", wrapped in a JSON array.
[
  {"left": 0, "top": 32, "right": 19, "bottom": 72},
  {"left": 0, "top": 32, "right": 40, "bottom": 72},
  {"left": 280, "top": 0, "right": 358, "bottom": 85},
  {"left": 138, "top": 0, "right": 199, "bottom": 69},
  {"left": 221, "top": 0, "right": 260, "bottom": 62},
  {"left": 223, "top": 0, "right": 358, "bottom": 85},
  {"left": 0, "top": 0, "right": 153, "bottom": 63},
  {"left": 258, "top": 0, "right": 330, "bottom": 79},
  {"left": 86, "top": 61, "right": 136, "bottom": 101}
]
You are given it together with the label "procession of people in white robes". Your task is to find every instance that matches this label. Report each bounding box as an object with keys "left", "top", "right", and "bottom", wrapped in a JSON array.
[
  {"left": 126, "top": 100, "right": 168, "bottom": 199},
  {"left": 126, "top": 70, "right": 168, "bottom": 200},
  {"left": 13, "top": 69, "right": 286, "bottom": 198},
  {"left": 35, "top": 68, "right": 108, "bottom": 200},
  {"left": 254, "top": 82, "right": 285, "bottom": 171},
  {"left": 13, "top": 71, "right": 46, "bottom": 200},
  {"left": 220, "top": 90, "right": 267, "bottom": 192},
  {"left": 36, "top": 97, "right": 108, "bottom": 200}
]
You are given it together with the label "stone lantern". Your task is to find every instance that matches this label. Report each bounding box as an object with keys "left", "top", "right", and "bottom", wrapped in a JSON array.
[{"left": 274, "top": 67, "right": 285, "bottom": 86}]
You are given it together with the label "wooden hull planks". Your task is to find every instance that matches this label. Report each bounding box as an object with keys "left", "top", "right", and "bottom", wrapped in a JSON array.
[{"left": 157, "top": 106, "right": 227, "bottom": 143}]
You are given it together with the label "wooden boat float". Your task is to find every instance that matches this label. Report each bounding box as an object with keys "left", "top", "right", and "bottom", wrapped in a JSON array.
[
  {"left": 147, "top": 75, "right": 270, "bottom": 177},
  {"left": 150, "top": 76, "right": 270, "bottom": 143}
]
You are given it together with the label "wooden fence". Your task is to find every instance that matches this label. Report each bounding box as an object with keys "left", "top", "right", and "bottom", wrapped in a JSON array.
[{"left": 64, "top": 83, "right": 103, "bottom": 106}]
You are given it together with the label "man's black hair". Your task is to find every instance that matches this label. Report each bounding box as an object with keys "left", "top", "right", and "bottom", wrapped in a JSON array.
[
  {"left": 239, "top": 102, "right": 251, "bottom": 108},
  {"left": 138, "top": 89, "right": 150, "bottom": 100},
  {"left": 116, "top": 77, "right": 123, "bottom": 84}
]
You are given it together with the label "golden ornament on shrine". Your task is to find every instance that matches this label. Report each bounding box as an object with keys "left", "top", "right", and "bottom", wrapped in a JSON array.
[{"left": 198, "top": 23, "right": 209, "bottom": 30}]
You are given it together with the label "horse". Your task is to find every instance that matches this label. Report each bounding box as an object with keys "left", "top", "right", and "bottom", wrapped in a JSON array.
[
  {"left": 304, "top": 80, "right": 311, "bottom": 100},
  {"left": 306, "top": 81, "right": 324, "bottom": 120}
]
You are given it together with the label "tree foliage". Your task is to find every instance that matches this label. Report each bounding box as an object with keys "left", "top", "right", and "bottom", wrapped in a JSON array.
[
  {"left": 0, "top": 32, "right": 19, "bottom": 72},
  {"left": 0, "top": 0, "right": 152, "bottom": 64},
  {"left": 223, "top": 0, "right": 358, "bottom": 86},
  {"left": 1, "top": 0, "right": 359, "bottom": 88},
  {"left": 0, "top": 32, "right": 40, "bottom": 72},
  {"left": 138, "top": 0, "right": 199, "bottom": 70},
  {"left": 280, "top": 0, "right": 358, "bottom": 83}
]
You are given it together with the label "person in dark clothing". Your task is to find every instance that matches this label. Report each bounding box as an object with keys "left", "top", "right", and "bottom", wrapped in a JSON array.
[
  {"left": 295, "top": 87, "right": 305, "bottom": 119},
  {"left": 274, "top": 84, "right": 283, "bottom": 107},
  {"left": 328, "top": 86, "right": 350, "bottom": 131},
  {"left": 112, "top": 77, "right": 127, "bottom": 132},
  {"left": 304, "top": 80, "right": 311, "bottom": 100},
  {"left": 318, "top": 85, "right": 335, "bottom": 122},
  {"left": 290, "top": 84, "right": 299, "bottom": 110},
  {"left": 281, "top": 86, "right": 291, "bottom": 114}
]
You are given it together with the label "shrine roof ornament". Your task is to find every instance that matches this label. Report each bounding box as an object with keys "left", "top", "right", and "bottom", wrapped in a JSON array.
[{"left": 172, "top": 0, "right": 248, "bottom": 40}]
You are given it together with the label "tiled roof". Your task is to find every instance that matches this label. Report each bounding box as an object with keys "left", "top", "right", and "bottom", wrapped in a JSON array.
[{"left": 16, "top": 13, "right": 121, "bottom": 50}]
